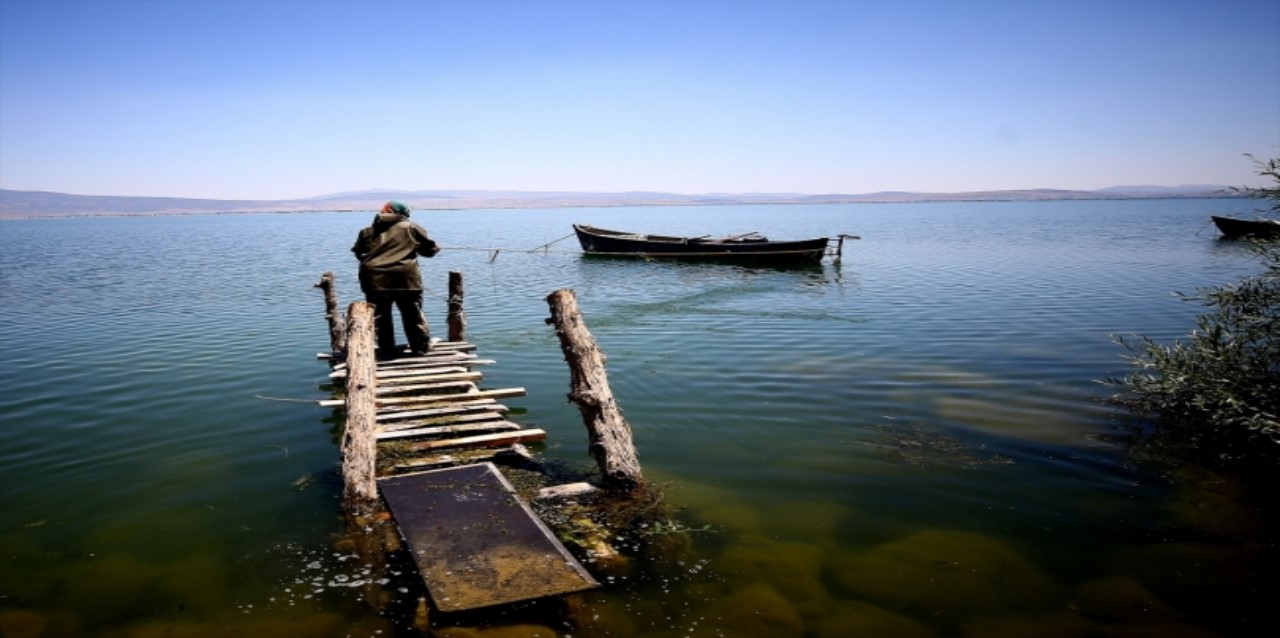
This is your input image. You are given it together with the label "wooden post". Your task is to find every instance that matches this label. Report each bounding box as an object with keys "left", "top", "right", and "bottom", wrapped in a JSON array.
[
  {"left": 545, "top": 289, "right": 643, "bottom": 489},
  {"left": 447, "top": 270, "right": 467, "bottom": 343},
  {"left": 314, "top": 271, "right": 347, "bottom": 354},
  {"left": 342, "top": 301, "right": 379, "bottom": 511}
]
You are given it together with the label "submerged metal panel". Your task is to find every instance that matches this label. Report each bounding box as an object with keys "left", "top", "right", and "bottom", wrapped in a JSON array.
[{"left": 378, "top": 462, "right": 599, "bottom": 612}]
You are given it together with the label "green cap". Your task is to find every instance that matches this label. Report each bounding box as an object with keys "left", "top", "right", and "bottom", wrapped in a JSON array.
[{"left": 381, "top": 200, "right": 411, "bottom": 216}]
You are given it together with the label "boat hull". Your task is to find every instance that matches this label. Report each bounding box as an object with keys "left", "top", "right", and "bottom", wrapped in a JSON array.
[
  {"left": 573, "top": 224, "right": 830, "bottom": 263},
  {"left": 1211, "top": 215, "right": 1280, "bottom": 239}
]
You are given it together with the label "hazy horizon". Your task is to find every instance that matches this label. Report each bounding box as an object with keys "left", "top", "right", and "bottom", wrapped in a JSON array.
[{"left": 2, "top": 0, "right": 1277, "bottom": 200}]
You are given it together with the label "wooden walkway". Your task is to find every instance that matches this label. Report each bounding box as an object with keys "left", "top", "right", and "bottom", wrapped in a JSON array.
[
  {"left": 321, "top": 341, "right": 549, "bottom": 472},
  {"left": 313, "top": 275, "right": 639, "bottom": 614},
  {"left": 319, "top": 337, "right": 599, "bottom": 612}
]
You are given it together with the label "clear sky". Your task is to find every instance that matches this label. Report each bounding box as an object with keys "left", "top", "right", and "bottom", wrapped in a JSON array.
[{"left": 1, "top": 0, "right": 1277, "bottom": 199}]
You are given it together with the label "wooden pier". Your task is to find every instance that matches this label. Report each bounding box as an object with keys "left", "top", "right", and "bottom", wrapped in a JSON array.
[
  {"left": 314, "top": 271, "right": 644, "bottom": 614},
  {"left": 320, "top": 342, "right": 547, "bottom": 472}
]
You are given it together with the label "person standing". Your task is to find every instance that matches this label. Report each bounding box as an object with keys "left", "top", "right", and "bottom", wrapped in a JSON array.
[{"left": 352, "top": 200, "right": 440, "bottom": 356}]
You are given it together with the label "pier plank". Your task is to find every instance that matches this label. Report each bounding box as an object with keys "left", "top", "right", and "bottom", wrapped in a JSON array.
[
  {"left": 378, "top": 411, "right": 513, "bottom": 432},
  {"left": 378, "top": 372, "right": 484, "bottom": 386},
  {"left": 375, "top": 387, "right": 526, "bottom": 408},
  {"left": 376, "top": 381, "right": 477, "bottom": 396},
  {"left": 401, "top": 429, "right": 547, "bottom": 451},
  {"left": 379, "top": 463, "right": 597, "bottom": 611},
  {"left": 375, "top": 420, "right": 521, "bottom": 441},
  {"left": 330, "top": 360, "right": 494, "bottom": 379},
  {"left": 392, "top": 452, "right": 502, "bottom": 472},
  {"left": 376, "top": 402, "right": 509, "bottom": 422}
]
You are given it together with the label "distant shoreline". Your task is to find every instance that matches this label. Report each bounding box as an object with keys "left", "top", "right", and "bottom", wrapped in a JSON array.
[{"left": 0, "top": 187, "right": 1246, "bottom": 220}]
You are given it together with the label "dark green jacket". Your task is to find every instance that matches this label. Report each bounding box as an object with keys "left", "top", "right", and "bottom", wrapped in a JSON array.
[{"left": 352, "top": 212, "right": 439, "bottom": 292}]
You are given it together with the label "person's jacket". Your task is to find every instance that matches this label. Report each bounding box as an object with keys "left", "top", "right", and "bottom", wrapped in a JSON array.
[{"left": 352, "top": 211, "right": 440, "bottom": 292}]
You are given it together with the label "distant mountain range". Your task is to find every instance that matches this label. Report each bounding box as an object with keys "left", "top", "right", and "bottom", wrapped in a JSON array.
[{"left": 0, "top": 185, "right": 1238, "bottom": 219}]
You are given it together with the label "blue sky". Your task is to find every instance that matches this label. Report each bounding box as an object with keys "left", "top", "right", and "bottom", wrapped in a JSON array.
[{"left": 1, "top": 0, "right": 1277, "bottom": 199}]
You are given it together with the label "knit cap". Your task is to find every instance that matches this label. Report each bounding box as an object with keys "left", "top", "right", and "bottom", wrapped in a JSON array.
[{"left": 381, "top": 200, "right": 412, "bottom": 216}]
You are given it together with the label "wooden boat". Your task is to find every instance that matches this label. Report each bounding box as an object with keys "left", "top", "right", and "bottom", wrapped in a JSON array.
[
  {"left": 573, "top": 224, "right": 831, "bottom": 263},
  {"left": 1211, "top": 215, "right": 1280, "bottom": 239}
]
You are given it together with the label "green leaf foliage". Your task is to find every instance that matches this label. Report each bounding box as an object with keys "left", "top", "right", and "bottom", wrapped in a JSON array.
[{"left": 1107, "top": 156, "right": 1280, "bottom": 468}]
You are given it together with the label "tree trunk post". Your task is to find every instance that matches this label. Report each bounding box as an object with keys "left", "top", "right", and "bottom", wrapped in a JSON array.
[
  {"left": 342, "top": 301, "right": 379, "bottom": 511},
  {"left": 314, "top": 271, "right": 347, "bottom": 354},
  {"left": 545, "top": 289, "right": 643, "bottom": 489},
  {"left": 447, "top": 270, "right": 467, "bottom": 343}
]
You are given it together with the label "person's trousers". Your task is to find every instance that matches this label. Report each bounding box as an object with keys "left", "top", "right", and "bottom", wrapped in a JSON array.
[{"left": 365, "top": 290, "right": 430, "bottom": 355}]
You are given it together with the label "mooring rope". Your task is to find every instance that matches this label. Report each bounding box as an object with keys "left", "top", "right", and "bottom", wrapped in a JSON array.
[
  {"left": 442, "top": 231, "right": 580, "bottom": 259},
  {"left": 253, "top": 394, "right": 320, "bottom": 403}
]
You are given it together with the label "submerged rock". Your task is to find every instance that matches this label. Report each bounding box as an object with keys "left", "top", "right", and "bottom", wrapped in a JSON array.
[
  {"left": 756, "top": 500, "right": 853, "bottom": 546},
  {"left": 0, "top": 610, "right": 49, "bottom": 638},
  {"left": 712, "top": 542, "right": 830, "bottom": 618},
  {"left": 830, "top": 529, "right": 1059, "bottom": 616},
  {"left": 810, "top": 600, "right": 935, "bottom": 638},
  {"left": 693, "top": 584, "right": 804, "bottom": 638},
  {"left": 431, "top": 624, "right": 560, "bottom": 638},
  {"left": 1073, "top": 576, "right": 1181, "bottom": 624},
  {"left": 961, "top": 610, "right": 1101, "bottom": 638}
]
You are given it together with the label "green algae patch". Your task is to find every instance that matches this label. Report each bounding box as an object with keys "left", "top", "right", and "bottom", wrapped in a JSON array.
[
  {"left": 755, "top": 500, "right": 853, "bottom": 546},
  {"left": 961, "top": 610, "right": 1105, "bottom": 638},
  {"left": 95, "top": 610, "right": 382, "bottom": 638},
  {"left": 1105, "top": 541, "right": 1254, "bottom": 597},
  {"left": 1163, "top": 468, "right": 1264, "bottom": 541},
  {"left": 432, "top": 624, "right": 561, "bottom": 638},
  {"left": 811, "top": 601, "right": 936, "bottom": 638},
  {"left": 693, "top": 583, "right": 804, "bottom": 638},
  {"left": 46, "top": 552, "right": 170, "bottom": 626},
  {"left": 934, "top": 395, "right": 1094, "bottom": 446},
  {"left": 711, "top": 542, "right": 830, "bottom": 619},
  {"left": 688, "top": 502, "right": 761, "bottom": 536},
  {"left": 830, "top": 529, "right": 1058, "bottom": 616},
  {"left": 1073, "top": 576, "right": 1181, "bottom": 624},
  {"left": 0, "top": 610, "right": 50, "bottom": 638}
]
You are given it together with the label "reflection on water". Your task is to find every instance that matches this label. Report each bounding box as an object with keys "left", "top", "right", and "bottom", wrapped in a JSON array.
[{"left": 1, "top": 200, "right": 1277, "bottom": 637}]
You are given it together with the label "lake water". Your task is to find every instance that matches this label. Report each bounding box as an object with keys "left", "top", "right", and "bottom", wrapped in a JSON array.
[{"left": 1, "top": 199, "right": 1276, "bottom": 637}]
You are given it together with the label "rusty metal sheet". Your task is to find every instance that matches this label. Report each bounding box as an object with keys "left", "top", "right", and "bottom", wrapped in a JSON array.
[{"left": 378, "top": 462, "right": 599, "bottom": 611}]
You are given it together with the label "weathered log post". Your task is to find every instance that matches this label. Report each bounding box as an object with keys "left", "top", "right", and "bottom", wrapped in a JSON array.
[
  {"left": 447, "top": 270, "right": 467, "bottom": 343},
  {"left": 341, "top": 301, "right": 379, "bottom": 512},
  {"left": 545, "top": 289, "right": 643, "bottom": 489},
  {"left": 314, "top": 271, "right": 347, "bottom": 354}
]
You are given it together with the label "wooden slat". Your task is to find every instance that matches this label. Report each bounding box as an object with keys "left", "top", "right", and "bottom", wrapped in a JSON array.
[
  {"left": 331, "top": 359, "right": 494, "bottom": 379},
  {"left": 330, "top": 350, "right": 472, "bottom": 370},
  {"left": 377, "top": 397, "right": 499, "bottom": 413},
  {"left": 376, "top": 401, "right": 509, "bottom": 422},
  {"left": 401, "top": 429, "right": 547, "bottom": 452},
  {"left": 316, "top": 341, "right": 474, "bottom": 362},
  {"left": 373, "top": 354, "right": 473, "bottom": 370},
  {"left": 381, "top": 359, "right": 495, "bottom": 372},
  {"left": 375, "top": 387, "right": 526, "bottom": 408},
  {"left": 376, "top": 381, "right": 476, "bottom": 396},
  {"left": 377, "top": 372, "right": 484, "bottom": 386},
  {"left": 427, "top": 341, "right": 477, "bottom": 352},
  {"left": 376, "top": 420, "right": 521, "bottom": 441},
  {"left": 390, "top": 449, "right": 507, "bottom": 472},
  {"left": 379, "top": 411, "right": 514, "bottom": 432},
  {"left": 321, "top": 390, "right": 489, "bottom": 408}
]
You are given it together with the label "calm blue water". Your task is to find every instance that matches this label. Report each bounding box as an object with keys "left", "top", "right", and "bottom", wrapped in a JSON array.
[{"left": 1, "top": 199, "right": 1275, "bottom": 637}]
